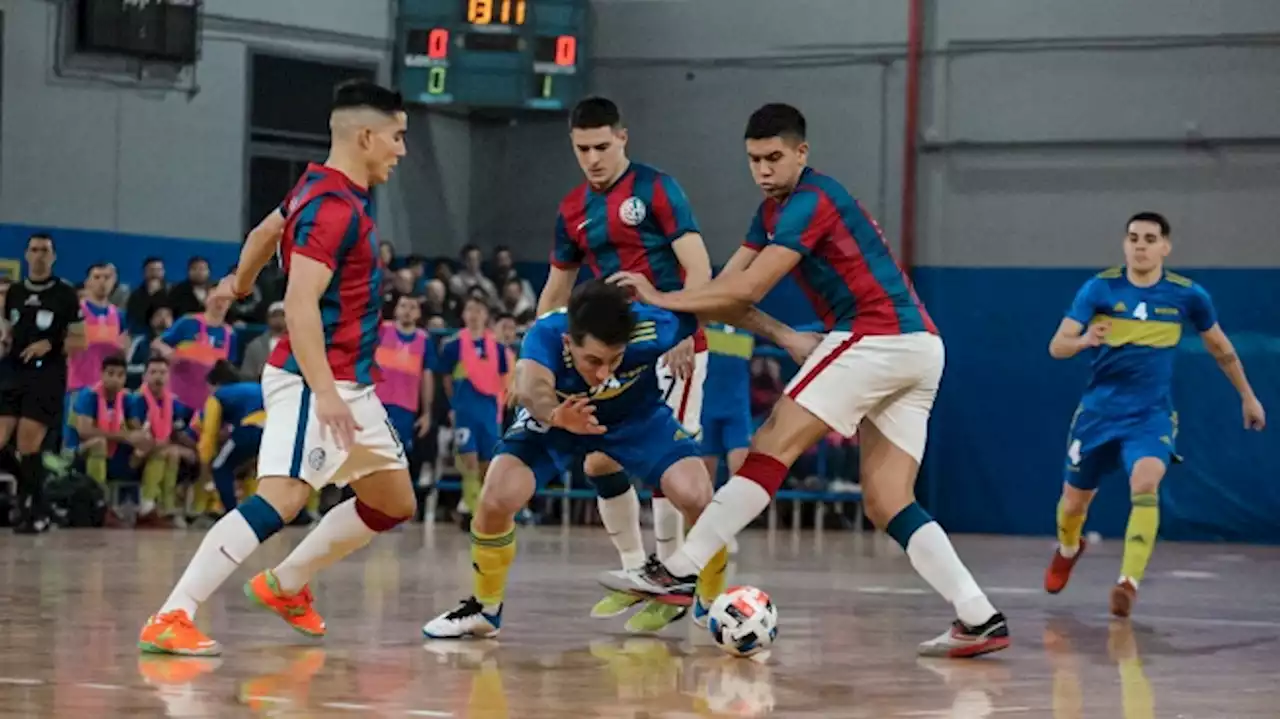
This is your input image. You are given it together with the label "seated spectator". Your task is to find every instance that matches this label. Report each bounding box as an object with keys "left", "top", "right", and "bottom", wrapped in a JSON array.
[
  {"left": 241, "top": 301, "right": 285, "bottom": 379},
  {"left": 499, "top": 277, "right": 535, "bottom": 321},
  {"left": 104, "top": 263, "right": 129, "bottom": 308},
  {"left": 383, "top": 269, "right": 418, "bottom": 321},
  {"left": 750, "top": 357, "right": 784, "bottom": 421},
  {"left": 126, "top": 257, "right": 169, "bottom": 335},
  {"left": 423, "top": 278, "right": 460, "bottom": 327},
  {"left": 489, "top": 246, "right": 536, "bottom": 306},
  {"left": 449, "top": 244, "right": 498, "bottom": 302},
  {"left": 379, "top": 241, "right": 402, "bottom": 271},
  {"left": 126, "top": 305, "right": 173, "bottom": 390},
  {"left": 168, "top": 256, "right": 211, "bottom": 318}
]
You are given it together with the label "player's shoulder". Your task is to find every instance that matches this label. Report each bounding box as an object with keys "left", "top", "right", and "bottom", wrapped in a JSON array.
[
  {"left": 1161, "top": 269, "right": 1195, "bottom": 288},
  {"left": 1094, "top": 266, "right": 1124, "bottom": 280},
  {"left": 557, "top": 181, "right": 591, "bottom": 212},
  {"left": 798, "top": 168, "right": 853, "bottom": 203},
  {"left": 529, "top": 308, "right": 570, "bottom": 335},
  {"left": 630, "top": 161, "right": 676, "bottom": 184}
]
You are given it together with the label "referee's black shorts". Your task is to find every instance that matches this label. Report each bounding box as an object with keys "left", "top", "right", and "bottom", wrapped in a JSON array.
[{"left": 0, "top": 367, "right": 67, "bottom": 428}]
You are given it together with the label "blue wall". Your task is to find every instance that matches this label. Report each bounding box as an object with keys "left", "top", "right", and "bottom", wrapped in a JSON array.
[{"left": 8, "top": 225, "right": 1277, "bottom": 543}]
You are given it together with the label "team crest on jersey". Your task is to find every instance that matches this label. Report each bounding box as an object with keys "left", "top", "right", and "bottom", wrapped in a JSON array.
[
  {"left": 619, "top": 197, "right": 647, "bottom": 227},
  {"left": 35, "top": 310, "right": 53, "bottom": 330},
  {"left": 308, "top": 448, "right": 326, "bottom": 471}
]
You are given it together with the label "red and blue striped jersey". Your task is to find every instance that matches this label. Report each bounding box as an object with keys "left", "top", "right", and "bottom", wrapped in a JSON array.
[
  {"left": 744, "top": 167, "right": 936, "bottom": 336},
  {"left": 553, "top": 162, "right": 700, "bottom": 292},
  {"left": 268, "top": 163, "right": 384, "bottom": 385}
]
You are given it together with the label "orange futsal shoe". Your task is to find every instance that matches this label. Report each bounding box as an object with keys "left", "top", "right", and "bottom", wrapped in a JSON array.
[
  {"left": 1044, "top": 538, "right": 1088, "bottom": 594},
  {"left": 138, "top": 610, "right": 222, "bottom": 656},
  {"left": 244, "top": 570, "right": 327, "bottom": 637}
]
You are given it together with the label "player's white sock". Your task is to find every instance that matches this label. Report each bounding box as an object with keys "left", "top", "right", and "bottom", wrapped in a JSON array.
[
  {"left": 159, "top": 506, "right": 269, "bottom": 616},
  {"left": 651, "top": 496, "right": 684, "bottom": 561},
  {"left": 273, "top": 498, "right": 377, "bottom": 594},
  {"left": 664, "top": 476, "right": 772, "bottom": 577},
  {"left": 597, "top": 486, "right": 646, "bottom": 570},
  {"left": 905, "top": 521, "right": 997, "bottom": 627}
]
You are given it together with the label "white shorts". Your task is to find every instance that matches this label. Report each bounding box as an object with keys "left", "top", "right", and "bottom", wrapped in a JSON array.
[
  {"left": 785, "top": 332, "right": 944, "bottom": 462},
  {"left": 258, "top": 365, "right": 408, "bottom": 490},
  {"left": 657, "top": 349, "right": 708, "bottom": 437}
]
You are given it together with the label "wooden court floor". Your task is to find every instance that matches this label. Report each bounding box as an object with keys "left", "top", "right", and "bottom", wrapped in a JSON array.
[{"left": 0, "top": 525, "right": 1277, "bottom": 717}]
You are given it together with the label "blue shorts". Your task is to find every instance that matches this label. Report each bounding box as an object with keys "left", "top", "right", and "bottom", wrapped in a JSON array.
[
  {"left": 1064, "top": 408, "right": 1179, "bottom": 491},
  {"left": 497, "top": 406, "right": 701, "bottom": 488},
  {"left": 212, "top": 425, "right": 262, "bottom": 476},
  {"left": 701, "top": 410, "right": 751, "bottom": 458},
  {"left": 455, "top": 412, "right": 501, "bottom": 462},
  {"left": 385, "top": 405, "right": 417, "bottom": 456}
]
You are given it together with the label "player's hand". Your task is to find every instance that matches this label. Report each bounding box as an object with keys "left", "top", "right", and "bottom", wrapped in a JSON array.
[
  {"left": 414, "top": 414, "right": 432, "bottom": 438},
  {"left": 1242, "top": 395, "right": 1266, "bottom": 431},
  {"left": 315, "top": 389, "right": 362, "bottom": 452},
  {"left": 129, "top": 431, "right": 154, "bottom": 452},
  {"left": 208, "top": 275, "right": 242, "bottom": 304},
  {"left": 548, "top": 396, "right": 606, "bottom": 435},
  {"left": 778, "top": 331, "right": 823, "bottom": 364},
  {"left": 19, "top": 339, "right": 52, "bottom": 362},
  {"left": 1079, "top": 321, "right": 1110, "bottom": 349},
  {"left": 608, "top": 272, "right": 662, "bottom": 305},
  {"left": 661, "top": 337, "right": 696, "bottom": 381}
]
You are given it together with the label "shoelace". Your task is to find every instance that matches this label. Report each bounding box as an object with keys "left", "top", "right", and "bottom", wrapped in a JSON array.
[
  {"left": 278, "top": 586, "right": 315, "bottom": 617},
  {"left": 446, "top": 598, "right": 483, "bottom": 620},
  {"left": 160, "top": 611, "right": 197, "bottom": 630}
]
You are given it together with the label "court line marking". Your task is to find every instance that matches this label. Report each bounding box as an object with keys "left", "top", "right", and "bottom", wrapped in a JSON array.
[
  {"left": 323, "top": 702, "right": 373, "bottom": 711},
  {"left": 895, "top": 707, "right": 1034, "bottom": 717},
  {"left": 1167, "top": 570, "right": 1218, "bottom": 579},
  {"left": 1089, "top": 613, "right": 1280, "bottom": 630},
  {"left": 76, "top": 683, "right": 124, "bottom": 690},
  {"left": 405, "top": 711, "right": 453, "bottom": 717},
  {"left": 0, "top": 677, "right": 42, "bottom": 686}
]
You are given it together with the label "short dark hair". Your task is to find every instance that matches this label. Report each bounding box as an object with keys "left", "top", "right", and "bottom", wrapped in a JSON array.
[
  {"left": 146, "top": 355, "right": 170, "bottom": 368},
  {"left": 27, "top": 233, "right": 54, "bottom": 249},
  {"left": 332, "top": 79, "right": 404, "bottom": 115},
  {"left": 206, "top": 359, "right": 242, "bottom": 387},
  {"left": 1127, "top": 211, "right": 1170, "bottom": 237},
  {"left": 494, "top": 312, "right": 514, "bottom": 323},
  {"left": 744, "top": 103, "right": 807, "bottom": 142},
  {"left": 188, "top": 256, "right": 208, "bottom": 269},
  {"left": 570, "top": 97, "right": 623, "bottom": 131},
  {"left": 567, "top": 280, "right": 635, "bottom": 347},
  {"left": 493, "top": 245, "right": 511, "bottom": 256},
  {"left": 460, "top": 244, "right": 481, "bottom": 258},
  {"left": 101, "top": 354, "right": 127, "bottom": 371},
  {"left": 85, "top": 262, "right": 110, "bottom": 277},
  {"left": 464, "top": 293, "right": 490, "bottom": 312},
  {"left": 142, "top": 256, "right": 163, "bottom": 268}
]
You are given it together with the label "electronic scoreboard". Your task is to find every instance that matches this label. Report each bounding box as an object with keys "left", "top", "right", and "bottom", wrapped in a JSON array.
[{"left": 397, "top": 0, "right": 588, "bottom": 111}]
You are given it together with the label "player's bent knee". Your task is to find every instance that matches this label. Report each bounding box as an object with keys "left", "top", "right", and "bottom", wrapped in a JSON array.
[
  {"left": 750, "top": 398, "right": 830, "bottom": 466},
  {"left": 589, "top": 470, "right": 632, "bottom": 500},
  {"left": 659, "top": 460, "right": 713, "bottom": 516},
  {"left": 1129, "top": 457, "right": 1166, "bottom": 494},
  {"left": 477, "top": 455, "right": 536, "bottom": 517},
  {"left": 254, "top": 475, "right": 313, "bottom": 523},
  {"left": 584, "top": 452, "right": 622, "bottom": 476}
]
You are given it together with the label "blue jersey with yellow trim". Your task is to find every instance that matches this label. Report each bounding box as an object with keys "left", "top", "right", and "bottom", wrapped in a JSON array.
[
  {"left": 703, "top": 322, "right": 753, "bottom": 418},
  {"left": 192, "top": 382, "right": 265, "bottom": 464},
  {"left": 520, "top": 304, "right": 698, "bottom": 430},
  {"left": 1066, "top": 267, "right": 1218, "bottom": 417}
]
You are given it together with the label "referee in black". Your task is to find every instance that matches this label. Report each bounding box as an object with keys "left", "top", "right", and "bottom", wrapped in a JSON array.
[{"left": 0, "top": 234, "right": 83, "bottom": 533}]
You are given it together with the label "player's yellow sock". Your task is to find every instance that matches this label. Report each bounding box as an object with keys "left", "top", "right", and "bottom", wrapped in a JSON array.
[
  {"left": 1056, "top": 498, "right": 1086, "bottom": 552},
  {"left": 85, "top": 450, "right": 107, "bottom": 486},
  {"left": 696, "top": 546, "right": 729, "bottom": 604},
  {"left": 1120, "top": 493, "right": 1159, "bottom": 581},
  {"left": 141, "top": 455, "right": 165, "bottom": 509},
  {"left": 306, "top": 489, "right": 321, "bottom": 515},
  {"left": 161, "top": 455, "right": 180, "bottom": 514},
  {"left": 466, "top": 661, "right": 509, "bottom": 718},
  {"left": 1119, "top": 658, "right": 1155, "bottom": 719},
  {"left": 461, "top": 466, "right": 482, "bottom": 515},
  {"left": 471, "top": 524, "right": 516, "bottom": 610},
  {"left": 190, "top": 479, "right": 216, "bottom": 515}
]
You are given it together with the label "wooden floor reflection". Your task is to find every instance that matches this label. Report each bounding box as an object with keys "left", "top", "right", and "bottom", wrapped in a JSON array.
[{"left": 1, "top": 525, "right": 1278, "bottom": 717}]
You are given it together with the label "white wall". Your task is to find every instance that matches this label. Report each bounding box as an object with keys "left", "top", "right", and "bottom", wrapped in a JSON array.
[{"left": 0, "top": 0, "right": 391, "bottom": 243}]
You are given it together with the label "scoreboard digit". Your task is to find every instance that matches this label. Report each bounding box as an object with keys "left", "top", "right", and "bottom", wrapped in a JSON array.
[{"left": 397, "top": 0, "right": 587, "bottom": 111}]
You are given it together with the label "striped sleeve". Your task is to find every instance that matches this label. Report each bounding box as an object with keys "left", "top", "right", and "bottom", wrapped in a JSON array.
[
  {"left": 650, "top": 174, "right": 700, "bottom": 241},
  {"left": 552, "top": 211, "right": 584, "bottom": 268},
  {"left": 771, "top": 190, "right": 833, "bottom": 256},
  {"left": 292, "top": 195, "right": 356, "bottom": 271}
]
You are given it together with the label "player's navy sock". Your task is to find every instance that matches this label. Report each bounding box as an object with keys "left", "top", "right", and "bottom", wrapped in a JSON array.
[
  {"left": 651, "top": 496, "right": 684, "bottom": 561},
  {"left": 273, "top": 498, "right": 402, "bottom": 594},
  {"left": 592, "top": 472, "right": 645, "bottom": 570},
  {"left": 17, "top": 452, "right": 47, "bottom": 518},
  {"left": 664, "top": 452, "right": 785, "bottom": 577},
  {"left": 886, "top": 502, "right": 997, "bottom": 627},
  {"left": 159, "top": 495, "right": 284, "bottom": 616}
]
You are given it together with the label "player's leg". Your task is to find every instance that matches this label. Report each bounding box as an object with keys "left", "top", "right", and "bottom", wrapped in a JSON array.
[
  {"left": 250, "top": 389, "right": 416, "bottom": 632},
  {"left": 585, "top": 451, "right": 651, "bottom": 619},
  {"left": 1112, "top": 425, "right": 1173, "bottom": 617},
  {"left": 718, "top": 411, "right": 752, "bottom": 554},
  {"left": 1045, "top": 437, "right": 1113, "bottom": 594},
  {"left": 209, "top": 440, "right": 241, "bottom": 513},
  {"left": 652, "top": 353, "right": 708, "bottom": 560},
  {"left": 423, "top": 449, "right": 544, "bottom": 639},
  {"left": 13, "top": 383, "right": 58, "bottom": 532}
]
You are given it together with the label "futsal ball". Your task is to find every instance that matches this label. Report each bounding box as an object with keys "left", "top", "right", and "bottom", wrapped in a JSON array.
[{"left": 706, "top": 585, "right": 778, "bottom": 658}]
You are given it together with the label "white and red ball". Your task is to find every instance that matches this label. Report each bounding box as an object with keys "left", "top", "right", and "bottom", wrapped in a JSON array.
[{"left": 706, "top": 585, "right": 778, "bottom": 658}]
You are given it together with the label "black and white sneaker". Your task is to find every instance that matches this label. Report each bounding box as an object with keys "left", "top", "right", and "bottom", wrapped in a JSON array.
[
  {"left": 422, "top": 597, "right": 502, "bottom": 639},
  {"left": 918, "top": 612, "right": 1011, "bottom": 658},
  {"left": 599, "top": 556, "right": 697, "bottom": 598}
]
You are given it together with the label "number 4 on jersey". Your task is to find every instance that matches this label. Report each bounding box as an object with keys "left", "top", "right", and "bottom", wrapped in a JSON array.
[{"left": 1132, "top": 301, "right": 1148, "bottom": 321}]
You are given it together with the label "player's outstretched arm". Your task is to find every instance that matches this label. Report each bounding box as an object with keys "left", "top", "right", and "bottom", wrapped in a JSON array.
[
  {"left": 1199, "top": 324, "right": 1266, "bottom": 430},
  {"left": 611, "top": 245, "right": 801, "bottom": 321},
  {"left": 1048, "top": 318, "right": 1108, "bottom": 359},
  {"left": 536, "top": 265, "right": 578, "bottom": 316},
  {"left": 515, "top": 359, "right": 604, "bottom": 435},
  {"left": 229, "top": 209, "right": 287, "bottom": 298}
]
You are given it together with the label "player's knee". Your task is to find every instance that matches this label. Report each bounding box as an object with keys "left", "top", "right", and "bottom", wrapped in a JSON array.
[
  {"left": 589, "top": 471, "right": 632, "bottom": 500},
  {"left": 583, "top": 452, "right": 621, "bottom": 476},
  {"left": 661, "top": 473, "right": 712, "bottom": 517},
  {"left": 254, "top": 476, "right": 312, "bottom": 523},
  {"left": 355, "top": 497, "right": 413, "bottom": 531},
  {"left": 1129, "top": 459, "right": 1165, "bottom": 495}
]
